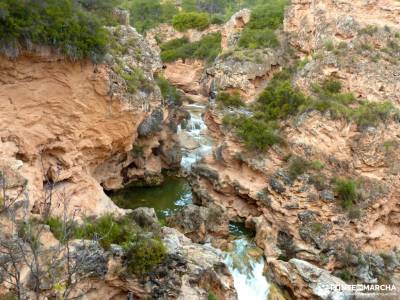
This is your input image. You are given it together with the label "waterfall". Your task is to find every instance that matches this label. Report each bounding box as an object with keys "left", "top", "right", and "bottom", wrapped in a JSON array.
[{"left": 179, "top": 104, "right": 270, "bottom": 300}]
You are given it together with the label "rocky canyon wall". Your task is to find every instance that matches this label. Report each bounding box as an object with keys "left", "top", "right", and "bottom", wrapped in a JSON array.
[{"left": 0, "top": 25, "right": 184, "bottom": 219}]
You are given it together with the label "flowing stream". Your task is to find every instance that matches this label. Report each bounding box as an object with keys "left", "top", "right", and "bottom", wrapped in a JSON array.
[{"left": 111, "top": 103, "right": 270, "bottom": 299}]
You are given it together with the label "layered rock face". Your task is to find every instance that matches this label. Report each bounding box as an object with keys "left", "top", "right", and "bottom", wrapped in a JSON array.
[
  {"left": 186, "top": 0, "right": 400, "bottom": 297},
  {"left": 0, "top": 24, "right": 183, "bottom": 218},
  {"left": 147, "top": 9, "right": 284, "bottom": 102},
  {"left": 202, "top": 9, "right": 285, "bottom": 102},
  {"left": 285, "top": 0, "right": 400, "bottom": 103},
  {"left": 202, "top": 48, "right": 283, "bottom": 101}
]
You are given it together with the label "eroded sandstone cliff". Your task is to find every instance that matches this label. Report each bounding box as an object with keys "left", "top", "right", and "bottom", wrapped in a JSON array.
[
  {"left": 184, "top": 1, "right": 400, "bottom": 298},
  {"left": 0, "top": 24, "right": 183, "bottom": 219}
]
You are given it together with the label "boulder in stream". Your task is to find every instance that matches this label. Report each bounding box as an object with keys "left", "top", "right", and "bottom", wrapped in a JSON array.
[{"left": 166, "top": 204, "right": 229, "bottom": 243}]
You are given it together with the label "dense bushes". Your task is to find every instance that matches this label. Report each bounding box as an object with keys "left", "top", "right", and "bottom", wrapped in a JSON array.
[
  {"left": 238, "top": 0, "right": 289, "bottom": 49},
  {"left": 222, "top": 70, "right": 307, "bottom": 151},
  {"left": 352, "top": 101, "right": 398, "bottom": 129},
  {"left": 123, "top": 0, "right": 178, "bottom": 33},
  {"left": 223, "top": 115, "right": 282, "bottom": 151},
  {"left": 287, "top": 157, "right": 324, "bottom": 180},
  {"left": 46, "top": 214, "right": 138, "bottom": 249},
  {"left": 223, "top": 69, "right": 399, "bottom": 152},
  {"left": 124, "top": 0, "right": 267, "bottom": 33},
  {"left": 172, "top": 11, "right": 210, "bottom": 31},
  {"left": 307, "top": 79, "right": 399, "bottom": 128},
  {"left": 0, "top": 0, "right": 109, "bottom": 62},
  {"left": 238, "top": 28, "right": 279, "bottom": 49},
  {"left": 216, "top": 92, "right": 244, "bottom": 108},
  {"left": 76, "top": 0, "right": 123, "bottom": 25},
  {"left": 125, "top": 237, "right": 166, "bottom": 275},
  {"left": 46, "top": 214, "right": 166, "bottom": 275},
  {"left": 113, "top": 62, "right": 153, "bottom": 94},
  {"left": 255, "top": 76, "right": 308, "bottom": 121},
  {"left": 160, "top": 33, "right": 221, "bottom": 62},
  {"left": 334, "top": 179, "right": 357, "bottom": 210},
  {"left": 156, "top": 75, "right": 182, "bottom": 105}
]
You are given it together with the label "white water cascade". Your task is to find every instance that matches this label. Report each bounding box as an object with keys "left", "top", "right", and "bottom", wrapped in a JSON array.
[
  {"left": 179, "top": 103, "right": 213, "bottom": 169},
  {"left": 179, "top": 103, "right": 270, "bottom": 300}
]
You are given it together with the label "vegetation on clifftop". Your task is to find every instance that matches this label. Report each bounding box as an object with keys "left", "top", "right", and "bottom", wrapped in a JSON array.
[
  {"left": 0, "top": 0, "right": 110, "bottom": 62},
  {"left": 172, "top": 11, "right": 210, "bottom": 31},
  {"left": 238, "top": 0, "right": 289, "bottom": 49},
  {"left": 223, "top": 70, "right": 399, "bottom": 152},
  {"left": 160, "top": 33, "right": 222, "bottom": 62},
  {"left": 156, "top": 75, "right": 183, "bottom": 106},
  {"left": 46, "top": 214, "right": 166, "bottom": 275},
  {"left": 122, "top": 0, "right": 178, "bottom": 33}
]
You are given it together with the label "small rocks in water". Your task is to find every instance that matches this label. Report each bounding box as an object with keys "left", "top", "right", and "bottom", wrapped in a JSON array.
[
  {"left": 178, "top": 131, "right": 200, "bottom": 150},
  {"left": 166, "top": 204, "right": 229, "bottom": 243},
  {"left": 247, "top": 246, "right": 264, "bottom": 259}
]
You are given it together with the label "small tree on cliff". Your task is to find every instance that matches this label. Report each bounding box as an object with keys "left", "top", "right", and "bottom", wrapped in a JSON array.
[{"left": 0, "top": 167, "right": 89, "bottom": 300}]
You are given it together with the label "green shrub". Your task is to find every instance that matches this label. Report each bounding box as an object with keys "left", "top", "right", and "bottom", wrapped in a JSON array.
[
  {"left": 339, "top": 269, "right": 353, "bottom": 282},
  {"left": 1, "top": 292, "right": 17, "bottom": 300},
  {"left": 288, "top": 157, "right": 311, "bottom": 180},
  {"left": 234, "top": 118, "right": 283, "bottom": 151},
  {"left": 124, "top": 0, "right": 178, "bottom": 33},
  {"left": 310, "top": 160, "right": 325, "bottom": 170},
  {"left": 238, "top": 1, "right": 289, "bottom": 49},
  {"left": 288, "top": 157, "right": 325, "bottom": 180},
  {"left": 160, "top": 33, "right": 221, "bottom": 62},
  {"left": 216, "top": 92, "right": 244, "bottom": 108},
  {"left": 296, "top": 58, "right": 309, "bottom": 70},
  {"left": 114, "top": 65, "right": 153, "bottom": 94},
  {"left": 256, "top": 77, "right": 308, "bottom": 121},
  {"left": 359, "top": 25, "right": 378, "bottom": 36},
  {"left": 124, "top": 236, "right": 166, "bottom": 275},
  {"left": 335, "top": 179, "right": 357, "bottom": 210},
  {"left": 324, "top": 40, "right": 334, "bottom": 51},
  {"left": 238, "top": 28, "right": 279, "bottom": 49},
  {"left": 309, "top": 174, "right": 327, "bottom": 191},
  {"left": 246, "top": 1, "right": 288, "bottom": 30},
  {"left": 76, "top": 0, "right": 123, "bottom": 25},
  {"left": 207, "top": 291, "right": 219, "bottom": 300},
  {"left": 156, "top": 75, "right": 182, "bottom": 105},
  {"left": 45, "top": 217, "right": 78, "bottom": 243},
  {"left": 46, "top": 214, "right": 139, "bottom": 250},
  {"left": 306, "top": 83, "right": 356, "bottom": 120},
  {"left": 309, "top": 87, "right": 398, "bottom": 129},
  {"left": 0, "top": 0, "right": 109, "bottom": 62},
  {"left": 321, "top": 79, "right": 342, "bottom": 94},
  {"left": 210, "top": 14, "right": 225, "bottom": 24},
  {"left": 172, "top": 11, "right": 210, "bottom": 31},
  {"left": 310, "top": 222, "right": 324, "bottom": 234},
  {"left": 131, "top": 144, "right": 144, "bottom": 157},
  {"left": 160, "top": 38, "right": 190, "bottom": 56},
  {"left": 46, "top": 214, "right": 166, "bottom": 275},
  {"left": 75, "top": 215, "right": 141, "bottom": 250},
  {"left": 352, "top": 101, "right": 398, "bottom": 128}
]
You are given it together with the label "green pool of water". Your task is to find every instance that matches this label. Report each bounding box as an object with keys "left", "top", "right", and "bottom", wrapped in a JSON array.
[
  {"left": 110, "top": 176, "right": 192, "bottom": 219},
  {"left": 229, "top": 222, "right": 256, "bottom": 238}
]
